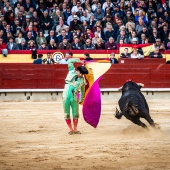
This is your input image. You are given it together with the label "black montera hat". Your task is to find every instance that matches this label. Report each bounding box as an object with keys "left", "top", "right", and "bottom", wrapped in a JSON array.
[{"left": 77, "top": 66, "right": 88, "bottom": 74}]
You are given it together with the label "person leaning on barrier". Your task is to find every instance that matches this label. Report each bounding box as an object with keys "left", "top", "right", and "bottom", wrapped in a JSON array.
[
  {"left": 84, "top": 53, "right": 93, "bottom": 61},
  {"left": 120, "top": 48, "right": 131, "bottom": 58},
  {"left": 110, "top": 53, "right": 118, "bottom": 64},
  {"left": 33, "top": 54, "right": 43, "bottom": 64},
  {"left": 130, "top": 48, "right": 144, "bottom": 59},
  {"left": 43, "top": 52, "right": 55, "bottom": 64},
  {"left": 149, "top": 47, "right": 163, "bottom": 58},
  {"left": 60, "top": 52, "right": 71, "bottom": 64}
]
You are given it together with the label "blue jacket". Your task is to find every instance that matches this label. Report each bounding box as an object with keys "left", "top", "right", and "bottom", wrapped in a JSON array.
[{"left": 33, "top": 58, "right": 42, "bottom": 64}]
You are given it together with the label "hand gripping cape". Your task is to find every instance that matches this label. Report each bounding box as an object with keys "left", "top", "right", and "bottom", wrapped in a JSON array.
[{"left": 82, "top": 60, "right": 111, "bottom": 128}]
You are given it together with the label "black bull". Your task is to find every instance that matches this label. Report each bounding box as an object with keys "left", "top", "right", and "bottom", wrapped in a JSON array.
[{"left": 115, "top": 81, "right": 159, "bottom": 129}]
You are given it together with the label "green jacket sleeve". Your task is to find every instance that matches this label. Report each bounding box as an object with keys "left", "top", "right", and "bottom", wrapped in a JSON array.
[
  {"left": 68, "top": 58, "right": 80, "bottom": 71},
  {"left": 79, "top": 84, "right": 85, "bottom": 103}
]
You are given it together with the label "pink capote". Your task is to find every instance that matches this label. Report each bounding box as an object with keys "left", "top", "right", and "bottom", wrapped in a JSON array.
[
  {"left": 82, "top": 60, "right": 111, "bottom": 128},
  {"left": 82, "top": 76, "right": 102, "bottom": 128}
]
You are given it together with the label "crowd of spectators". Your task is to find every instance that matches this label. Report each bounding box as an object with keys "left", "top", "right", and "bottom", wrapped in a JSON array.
[{"left": 0, "top": 0, "right": 170, "bottom": 57}]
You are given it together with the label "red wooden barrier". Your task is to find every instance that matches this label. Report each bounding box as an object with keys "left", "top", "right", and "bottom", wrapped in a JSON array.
[{"left": 0, "top": 60, "right": 170, "bottom": 89}]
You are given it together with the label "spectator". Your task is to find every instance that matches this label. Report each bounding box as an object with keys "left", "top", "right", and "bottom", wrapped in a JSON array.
[
  {"left": 36, "top": 30, "right": 47, "bottom": 48},
  {"left": 130, "top": 48, "right": 144, "bottom": 59},
  {"left": 83, "top": 39, "right": 95, "bottom": 50},
  {"left": 72, "top": 1, "right": 81, "bottom": 13},
  {"left": 38, "top": 42, "right": 48, "bottom": 50},
  {"left": 71, "top": 37, "right": 83, "bottom": 50},
  {"left": 95, "top": 26, "right": 105, "bottom": 41},
  {"left": 92, "top": 32, "right": 101, "bottom": 45},
  {"left": 25, "top": 31, "right": 35, "bottom": 44},
  {"left": 23, "top": 15, "right": 31, "bottom": 30},
  {"left": 165, "top": 33, "right": 170, "bottom": 50},
  {"left": 48, "top": 39, "right": 57, "bottom": 50},
  {"left": 6, "top": 32, "right": 14, "bottom": 43},
  {"left": 30, "top": 11, "right": 40, "bottom": 26},
  {"left": 43, "top": 52, "right": 55, "bottom": 64},
  {"left": 67, "top": 12, "right": 79, "bottom": 26},
  {"left": 63, "top": 6, "right": 72, "bottom": 24},
  {"left": 56, "top": 18, "right": 68, "bottom": 35},
  {"left": 0, "top": 38, "right": 8, "bottom": 57},
  {"left": 161, "top": 25, "right": 169, "bottom": 43},
  {"left": 149, "top": 28, "right": 161, "bottom": 43},
  {"left": 105, "top": 37, "right": 117, "bottom": 50},
  {"left": 25, "top": 24, "right": 37, "bottom": 38},
  {"left": 65, "top": 26, "right": 73, "bottom": 42},
  {"left": 135, "top": 17, "right": 146, "bottom": 34},
  {"left": 154, "top": 39, "right": 166, "bottom": 51},
  {"left": 110, "top": 52, "right": 118, "bottom": 64},
  {"left": 123, "top": 10, "right": 134, "bottom": 25},
  {"left": 87, "top": 8, "right": 94, "bottom": 18},
  {"left": 69, "top": 15, "right": 82, "bottom": 32},
  {"left": 120, "top": 48, "right": 131, "bottom": 58},
  {"left": 92, "top": 0, "right": 98, "bottom": 12},
  {"left": 137, "top": 26, "right": 150, "bottom": 39},
  {"left": 27, "top": 40, "right": 37, "bottom": 59},
  {"left": 58, "top": 38, "right": 72, "bottom": 50},
  {"left": 84, "top": 53, "right": 93, "bottom": 61},
  {"left": 80, "top": 11, "right": 90, "bottom": 22},
  {"left": 89, "top": 15, "right": 96, "bottom": 30},
  {"left": 40, "top": 11, "right": 52, "bottom": 31},
  {"left": 58, "top": 29, "right": 71, "bottom": 43},
  {"left": 51, "top": 10, "right": 63, "bottom": 29},
  {"left": 116, "top": 30, "right": 129, "bottom": 44},
  {"left": 33, "top": 54, "right": 43, "bottom": 64},
  {"left": 125, "top": 18, "right": 136, "bottom": 30},
  {"left": 112, "top": 5, "right": 124, "bottom": 20},
  {"left": 139, "top": 33, "right": 147, "bottom": 44},
  {"left": 102, "top": 15, "right": 114, "bottom": 28},
  {"left": 15, "top": 32, "right": 26, "bottom": 45},
  {"left": 76, "top": 7, "right": 84, "bottom": 19},
  {"left": 135, "top": 10, "right": 147, "bottom": 24},
  {"left": 85, "top": 27, "right": 94, "bottom": 40},
  {"left": 149, "top": 47, "right": 163, "bottom": 58},
  {"left": 46, "top": 30, "right": 58, "bottom": 45},
  {"left": 94, "top": 8, "right": 104, "bottom": 21},
  {"left": 95, "top": 38, "right": 105, "bottom": 50},
  {"left": 128, "top": 31, "right": 139, "bottom": 44},
  {"left": 60, "top": 52, "right": 70, "bottom": 64},
  {"left": 18, "top": 39, "right": 28, "bottom": 50},
  {"left": 7, "top": 37, "right": 18, "bottom": 50}
]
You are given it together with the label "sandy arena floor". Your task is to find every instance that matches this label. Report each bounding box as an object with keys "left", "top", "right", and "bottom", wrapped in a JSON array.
[{"left": 0, "top": 100, "right": 170, "bottom": 170}]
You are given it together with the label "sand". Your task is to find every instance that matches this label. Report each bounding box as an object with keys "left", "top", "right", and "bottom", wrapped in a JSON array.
[{"left": 0, "top": 100, "right": 170, "bottom": 170}]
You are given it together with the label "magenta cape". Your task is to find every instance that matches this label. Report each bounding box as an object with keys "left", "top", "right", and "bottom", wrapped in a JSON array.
[{"left": 82, "top": 62, "right": 111, "bottom": 128}]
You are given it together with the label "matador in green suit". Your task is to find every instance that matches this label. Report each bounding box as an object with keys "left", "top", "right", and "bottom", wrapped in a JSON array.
[{"left": 63, "top": 58, "right": 88, "bottom": 135}]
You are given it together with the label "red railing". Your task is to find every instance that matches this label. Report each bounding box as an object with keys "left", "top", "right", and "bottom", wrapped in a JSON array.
[{"left": 0, "top": 59, "right": 170, "bottom": 89}]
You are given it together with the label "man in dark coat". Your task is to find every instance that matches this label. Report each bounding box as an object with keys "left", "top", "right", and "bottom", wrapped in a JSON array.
[
  {"left": 110, "top": 53, "right": 118, "bottom": 64},
  {"left": 149, "top": 47, "right": 163, "bottom": 58}
]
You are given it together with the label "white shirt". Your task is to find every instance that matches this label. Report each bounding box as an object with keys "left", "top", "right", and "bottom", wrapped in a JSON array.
[
  {"left": 71, "top": 6, "right": 79, "bottom": 13},
  {"left": 130, "top": 53, "right": 144, "bottom": 59}
]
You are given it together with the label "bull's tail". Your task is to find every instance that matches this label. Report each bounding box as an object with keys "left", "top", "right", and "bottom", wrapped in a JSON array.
[{"left": 115, "top": 108, "right": 123, "bottom": 119}]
